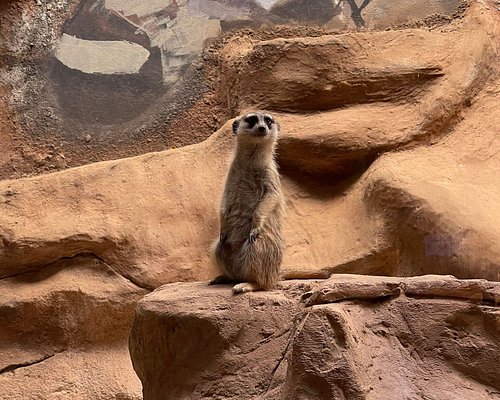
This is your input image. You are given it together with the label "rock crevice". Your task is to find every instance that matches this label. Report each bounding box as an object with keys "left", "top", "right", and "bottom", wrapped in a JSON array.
[{"left": 0, "top": 353, "right": 57, "bottom": 375}]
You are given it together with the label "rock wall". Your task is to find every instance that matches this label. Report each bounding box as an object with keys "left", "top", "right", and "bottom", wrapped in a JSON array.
[
  {"left": 0, "top": 0, "right": 467, "bottom": 179},
  {"left": 0, "top": 256, "right": 147, "bottom": 399},
  {"left": 0, "top": 0, "right": 498, "bottom": 287},
  {"left": 0, "top": 0, "right": 499, "bottom": 399}
]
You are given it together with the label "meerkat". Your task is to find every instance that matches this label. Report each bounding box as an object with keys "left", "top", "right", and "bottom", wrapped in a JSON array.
[{"left": 210, "top": 112, "right": 285, "bottom": 294}]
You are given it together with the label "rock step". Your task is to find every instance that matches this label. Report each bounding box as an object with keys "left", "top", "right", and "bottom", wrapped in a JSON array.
[{"left": 130, "top": 275, "right": 500, "bottom": 400}]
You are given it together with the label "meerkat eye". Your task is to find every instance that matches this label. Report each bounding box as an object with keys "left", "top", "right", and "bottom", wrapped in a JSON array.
[
  {"left": 264, "top": 116, "right": 273, "bottom": 127},
  {"left": 244, "top": 115, "right": 258, "bottom": 128}
]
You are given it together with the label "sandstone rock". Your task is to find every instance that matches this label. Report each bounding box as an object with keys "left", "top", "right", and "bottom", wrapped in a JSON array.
[
  {"left": 404, "top": 275, "right": 500, "bottom": 304},
  {"left": 0, "top": 348, "right": 142, "bottom": 400},
  {"left": 0, "top": 124, "right": 234, "bottom": 288},
  {"left": 130, "top": 276, "right": 500, "bottom": 399},
  {"left": 222, "top": 1, "right": 496, "bottom": 175},
  {"left": 304, "top": 274, "right": 500, "bottom": 306},
  {"left": 129, "top": 282, "right": 306, "bottom": 399},
  {"left": 223, "top": 32, "right": 445, "bottom": 113},
  {"left": 303, "top": 274, "right": 402, "bottom": 305},
  {"left": 1, "top": 2, "right": 499, "bottom": 400},
  {"left": 364, "top": 83, "right": 500, "bottom": 282},
  {"left": 0, "top": 256, "right": 146, "bottom": 399},
  {"left": 0, "top": 0, "right": 498, "bottom": 290}
]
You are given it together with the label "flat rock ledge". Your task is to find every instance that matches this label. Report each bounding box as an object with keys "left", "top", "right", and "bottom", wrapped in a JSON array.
[{"left": 129, "top": 275, "right": 500, "bottom": 400}]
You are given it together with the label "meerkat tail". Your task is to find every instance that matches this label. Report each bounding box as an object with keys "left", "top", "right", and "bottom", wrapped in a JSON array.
[{"left": 210, "top": 238, "right": 231, "bottom": 280}]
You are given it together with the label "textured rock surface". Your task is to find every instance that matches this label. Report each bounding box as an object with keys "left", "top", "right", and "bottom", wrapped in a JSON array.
[
  {"left": 0, "top": 0, "right": 468, "bottom": 179},
  {"left": 0, "top": 3, "right": 500, "bottom": 288},
  {"left": 0, "top": 256, "right": 147, "bottom": 399},
  {"left": 0, "top": 1, "right": 499, "bottom": 399},
  {"left": 130, "top": 275, "right": 500, "bottom": 399},
  {"left": 0, "top": 126, "right": 233, "bottom": 287},
  {"left": 0, "top": 0, "right": 498, "bottom": 287},
  {"left": 365, "top": 89, "right": 500, "bottom": 281}
]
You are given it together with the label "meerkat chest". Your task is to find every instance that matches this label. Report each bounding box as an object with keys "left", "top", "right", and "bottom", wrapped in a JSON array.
[{"left": 227, "top": 166, "right": 271, "bottom": 209}]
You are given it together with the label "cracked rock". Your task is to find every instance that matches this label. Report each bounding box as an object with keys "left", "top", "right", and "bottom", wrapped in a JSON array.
[
  {"left": 0, "top": 256, "right": 147, "bottom": 399},
  {"left": 130, "top": 276, "right": 500, "bottom": 400}
]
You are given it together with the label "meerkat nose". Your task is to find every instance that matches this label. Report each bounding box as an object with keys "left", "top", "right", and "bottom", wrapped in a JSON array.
[{"left": 258, "top": 126, "right": 267, "bottom": 133}]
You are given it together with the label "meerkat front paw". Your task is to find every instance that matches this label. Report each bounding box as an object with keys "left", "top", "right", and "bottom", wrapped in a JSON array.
[
  {"left": 249, "top": 227, "right": 260, "bottom": 243},
  {"left": 232, "top": 282, "right": 260, "bottom": 294}
]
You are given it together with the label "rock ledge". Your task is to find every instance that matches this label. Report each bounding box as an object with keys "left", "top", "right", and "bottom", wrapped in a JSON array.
[{"left": 130, "top": 274, "right": 500, "bottom": 400}]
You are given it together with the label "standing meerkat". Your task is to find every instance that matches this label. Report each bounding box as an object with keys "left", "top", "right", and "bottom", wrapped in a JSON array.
[{"left": 210, "top": 112, "right": 285, "bottom": 294}]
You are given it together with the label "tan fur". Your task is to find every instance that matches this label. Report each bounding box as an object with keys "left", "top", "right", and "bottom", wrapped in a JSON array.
[{"left": 211, "top": 112, "right": 285, "bottom": 293}]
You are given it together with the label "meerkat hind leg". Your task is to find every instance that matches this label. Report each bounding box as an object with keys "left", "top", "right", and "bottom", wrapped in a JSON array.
[{"left": 232, "top": 282, "right": 262, "bottom": 294}]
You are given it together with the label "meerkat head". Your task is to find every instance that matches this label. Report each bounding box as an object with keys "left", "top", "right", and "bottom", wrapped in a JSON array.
[{"left": 232, "top": 112, "right": 279, "bottom": 144}]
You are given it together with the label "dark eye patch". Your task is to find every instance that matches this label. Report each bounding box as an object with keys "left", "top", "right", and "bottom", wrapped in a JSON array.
[
  {"left": 244, "top": 115, "right": 258, "bottom": 128},
  {"left": 264, "top": 116, "right": 273, "bottom": 127}
]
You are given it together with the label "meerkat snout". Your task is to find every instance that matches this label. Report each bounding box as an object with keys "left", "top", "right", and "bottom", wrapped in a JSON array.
[{"left": 233, "top": 113, "right": 277, "bottom": 138}]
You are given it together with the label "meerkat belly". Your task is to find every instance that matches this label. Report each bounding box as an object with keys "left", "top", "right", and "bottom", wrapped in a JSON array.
[
  {"left": 225, "top": 197, "right": 260, "bottom": 240},
  {"left": 225, "top": 171, "right": 268, "bottom": 243}
]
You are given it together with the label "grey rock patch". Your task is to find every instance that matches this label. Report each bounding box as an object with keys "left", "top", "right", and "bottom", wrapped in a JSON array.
[
  {"left": 54, "top": 34, "right": 150, "bottom": 74},
  {"left": 104, "top": 0, "right": 171, "bottom": 17}
]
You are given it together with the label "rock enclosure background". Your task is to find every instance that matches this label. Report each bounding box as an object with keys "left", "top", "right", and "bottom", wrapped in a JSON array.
[{"left": 0, "top": 0, "right": 499, "bottom": 399}]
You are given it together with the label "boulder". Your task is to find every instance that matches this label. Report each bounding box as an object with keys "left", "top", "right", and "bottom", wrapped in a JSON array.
[{"left": 130, "top": 275, "right": 500, "bottom": 399}]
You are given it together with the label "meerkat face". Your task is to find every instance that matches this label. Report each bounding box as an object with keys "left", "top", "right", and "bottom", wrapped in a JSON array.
[{"left": 232, "top": 112, "right": 279, "bottom": 143}]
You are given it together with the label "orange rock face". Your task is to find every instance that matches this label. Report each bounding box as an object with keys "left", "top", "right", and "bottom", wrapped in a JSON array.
[
  {"left": 130, "top": 276, "right": 500, "bottom": 399},
  {"left": 0, "top": 0, "right": 499, "bottom": 399}
]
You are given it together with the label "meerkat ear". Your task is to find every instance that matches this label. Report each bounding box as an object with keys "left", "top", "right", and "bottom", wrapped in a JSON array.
[
  {"left": 275, "top": 121, "right": 281, "bottom": 134},
  {"left": 232, "top": 119, "right": 240, "bottom": 135}
]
